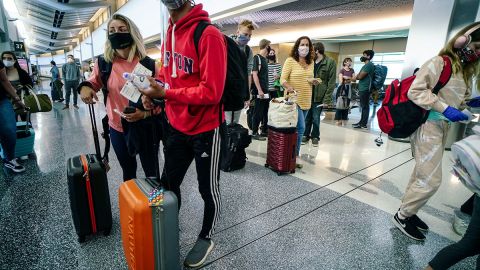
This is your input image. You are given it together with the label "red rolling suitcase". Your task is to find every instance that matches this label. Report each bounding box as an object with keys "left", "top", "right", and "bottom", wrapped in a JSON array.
[
  {"left": 67, "top": 104, "right": 112, "bottom": 243},
  {"left": 265, "top": 126, "right": 297, "bottom": 175}
]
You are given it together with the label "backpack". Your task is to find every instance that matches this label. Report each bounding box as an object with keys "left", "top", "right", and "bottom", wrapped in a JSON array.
[
  {"left": 377, "top": 56, "right": 452, "bottom": 138},
  {"left": 220, "top": 123, "right": 252, "bottom": 172},
  {"left": 335, "top": 84, "right": 349, "bottom": 110},
  {"left": 193, "top": 21, "right": 249, "bottom": 112},
  {"left": 371, "top": 64, "right": 388, "bottom": 91}
]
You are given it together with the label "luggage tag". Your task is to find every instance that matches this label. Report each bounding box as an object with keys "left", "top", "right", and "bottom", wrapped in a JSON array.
[{"left": 148, "top": 187, "right": 165, "bottom": 207}]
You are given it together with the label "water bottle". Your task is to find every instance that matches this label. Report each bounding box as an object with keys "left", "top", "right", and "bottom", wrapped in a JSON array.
[{"left": 122, "top": 73, "right": 166, "bottom": 90}]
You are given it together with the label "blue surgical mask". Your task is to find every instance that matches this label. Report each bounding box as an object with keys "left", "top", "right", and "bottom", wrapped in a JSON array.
[{"left": 237, "top": 34, "right": 250, "bottom": 46}]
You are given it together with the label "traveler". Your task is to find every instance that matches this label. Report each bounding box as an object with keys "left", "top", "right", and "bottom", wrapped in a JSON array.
[
  {"left": 251, "top": 39, "right": 271, "bottom": 140},
  {"left": 352, "top": 50, "right": 375, "bottom": 129},
  {"left": 50, "top": 61, "right": 63, "bottom": 102},
  {"left": 140, "top": 0, "right": 227, "bottom": 267},
  {"left": 426, "top": 195, "right": 480, "bottom": 270},
  {"left": 0, "top": 57, "right": 26, "bottom": 173},
  {"left": 335, "top": 57, "right": 356, "bottom": 126},
  {"left": 79, "top": 14, "right": 160, "bottom": 181},
  {"left": 62, "top": 54, "right": 81, "bottom": 109},
  {"left": 2, "top": 51, "right": 33, "bottom": 121},
  {"left": 267, "top": 48, "right": 282, "bottom": 99},
  {"left": 226, "top": 19, "right": 254, "bottom": 125},
  {"left": 280, "top": 36, "right": 316, "bottom": 168},
  {"left": 303, "top": 42, "right": 336, "bottom": 146},
  {"left": 392, "top": 22, "right": 480, "bottom": 241}
]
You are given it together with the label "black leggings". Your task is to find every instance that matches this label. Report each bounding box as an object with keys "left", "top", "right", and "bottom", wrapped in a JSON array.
[{"left": 429, "top": 195, "right": 480, "bottom": 269}]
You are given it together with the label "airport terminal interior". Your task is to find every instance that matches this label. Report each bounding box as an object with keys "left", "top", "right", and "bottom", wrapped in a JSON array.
[{"left": 1, "top": 0, "right": 480, "bottom": 269}]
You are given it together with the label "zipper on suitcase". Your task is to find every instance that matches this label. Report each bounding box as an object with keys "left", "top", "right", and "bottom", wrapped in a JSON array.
[
  {"left": 80, "top": 155, "right": 97, "bottom": 234},
  {"left": 135, "top": 179, "right": 165, "bottom": 270}
]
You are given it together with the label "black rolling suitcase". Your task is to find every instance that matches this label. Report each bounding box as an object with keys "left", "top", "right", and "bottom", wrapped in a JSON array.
[{"left": 67, "top": 104, "right": 112, "bottom": 243}]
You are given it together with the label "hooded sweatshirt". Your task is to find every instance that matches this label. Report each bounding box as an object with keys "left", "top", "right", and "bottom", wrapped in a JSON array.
[{"left": 159, "top": 4, "right": 227, "bottom": 135}]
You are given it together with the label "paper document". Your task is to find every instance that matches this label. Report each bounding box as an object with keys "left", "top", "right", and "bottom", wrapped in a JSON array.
[{"left": 120, "top": 81, "right": 142, "bottom": 103}]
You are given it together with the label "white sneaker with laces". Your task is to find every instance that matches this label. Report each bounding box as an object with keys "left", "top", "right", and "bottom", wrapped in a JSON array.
[{"left": 4, "top": 158, "right": 26, "bottom": 173}]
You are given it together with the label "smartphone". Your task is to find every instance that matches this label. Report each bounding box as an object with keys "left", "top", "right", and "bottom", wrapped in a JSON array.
[{"left": 123, "top": 106, "right": 136, "bottom": 114}]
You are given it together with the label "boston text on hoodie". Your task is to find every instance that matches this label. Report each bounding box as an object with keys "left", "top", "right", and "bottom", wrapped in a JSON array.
[{"left": 159, "top": 4, "right": 227, "bottom": 136}]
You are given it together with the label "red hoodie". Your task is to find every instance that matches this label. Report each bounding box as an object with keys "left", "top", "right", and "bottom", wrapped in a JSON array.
[{"left": 158, "top": 4, "right": 227, "bottom": 135}]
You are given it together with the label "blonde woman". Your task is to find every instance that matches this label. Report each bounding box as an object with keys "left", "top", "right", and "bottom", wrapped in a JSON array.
[
  {"left": 79, "top": 14, "right": 159, "bottom": 181},
  {"left": 281, "top": 36, "right": 316, "bottom": 168},
  {"left": 392, "top": 22, "right": 480, "bottom": 242}
]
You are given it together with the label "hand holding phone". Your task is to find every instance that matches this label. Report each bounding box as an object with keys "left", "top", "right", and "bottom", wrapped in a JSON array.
[{"left": 123, "top": 106, "right": 136, "bottom": 114}]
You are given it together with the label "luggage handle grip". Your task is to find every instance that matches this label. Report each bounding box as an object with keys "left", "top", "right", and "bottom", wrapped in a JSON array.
[{"left": 88, "top": 104, "right": 102, "bottom": 160}]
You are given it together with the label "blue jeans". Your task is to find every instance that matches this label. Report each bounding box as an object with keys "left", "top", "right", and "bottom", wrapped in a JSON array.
[
  {"left": 359, "top": 91, "right": 370, "bottom": 126},
  {"left": 296, "top": 107, "right": 309, "bottom": 156},
  {"left": 0, "top": 98, "right": 17, "bottom": 160},
  {"left": 110, "top": 127, "right": 159, "bottom": 181},
  {"left": 64, "top": 80, "right": 79, "bottom": 105},
  {"left": 304, "top": 102, "right": 322, "bottom": 139}
]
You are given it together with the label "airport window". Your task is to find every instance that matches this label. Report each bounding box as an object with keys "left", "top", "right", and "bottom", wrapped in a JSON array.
[{"left": 353, "top": 52, "right": 405, "bottom": 85}]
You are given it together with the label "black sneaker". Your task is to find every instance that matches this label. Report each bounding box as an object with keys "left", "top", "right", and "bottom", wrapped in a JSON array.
[
  {"left": 260, "top": 132, "right": 268, "bottom": 138},
  {"left": 410, "top": 214, "right": 429, "bottom": 231},
  {"left": 3, "top": 159, "right": 26, "bottom": 173},
  {"left": 392, "top": 213, "right": 425, "bottom": 241},
  {"left": 353, "top": 124, "right": 367, "bottom": 129},
  {"left": 252, "top": 135, "right": 266, "bottom": 141},
  {"left": 184, "top": 238, "right": 214, "bottom": 268},
  {"left": 301, "top": 136, "right": 309, "bottom": 145}
]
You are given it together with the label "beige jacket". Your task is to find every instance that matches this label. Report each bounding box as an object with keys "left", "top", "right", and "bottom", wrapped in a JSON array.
[{"left": 408, "top": 56, "right": 471, "bottom": 113}]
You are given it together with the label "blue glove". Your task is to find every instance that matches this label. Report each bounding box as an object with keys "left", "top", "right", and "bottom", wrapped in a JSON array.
[
  {"left": 466, "top": 96, "right": 480, "bottom": 108},
  {"left": 442, "top": 106, "right": 469, "bottom": 122}
]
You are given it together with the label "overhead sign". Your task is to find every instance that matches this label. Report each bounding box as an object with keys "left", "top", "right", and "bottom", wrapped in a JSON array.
[{"left": 14, "top": 42, "right": 25, "bottom": 52}]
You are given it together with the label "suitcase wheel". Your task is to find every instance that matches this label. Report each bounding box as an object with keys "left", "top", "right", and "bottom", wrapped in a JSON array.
[
  {"left": 291, "top": 170, "right": 295, "bottom": 174},
  {"left": 78, "top": 235, "right": 86, "bottom": 243},
  {"left": 277, "top": 172, "right": 282, "bottom": 176},
  {"left": 103, "top": 227, "right": 111, "bottom": 236},
  {"left": 264, "top": 164, "right": 269, "bottom": 168}
]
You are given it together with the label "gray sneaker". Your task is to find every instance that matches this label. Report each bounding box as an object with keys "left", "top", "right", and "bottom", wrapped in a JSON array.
[
  {"left": 301, "top": 136, "right": 309, "bottom": 145},
  {"left": 311, "top": 138, "right": 319, "bottom": 146},
  {"left": 184, "top": 238, "right": 214, "bottom": 268}
]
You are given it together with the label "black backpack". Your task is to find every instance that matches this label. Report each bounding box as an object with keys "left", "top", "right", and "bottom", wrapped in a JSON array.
[
  {"left": 371, "top": 64, "right": 388, "bottom": 91},
  {"left": 193, "top": 21, "right": 249, "bottom": 112}
]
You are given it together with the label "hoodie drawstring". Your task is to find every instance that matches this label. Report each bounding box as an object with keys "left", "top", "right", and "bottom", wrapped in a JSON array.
[{"left": 171, "top": 24, "right": 177, "bottom": 78}]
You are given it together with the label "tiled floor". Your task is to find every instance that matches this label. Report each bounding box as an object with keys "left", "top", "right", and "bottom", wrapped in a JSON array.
[{"left": 0, "top": 82, "right": 476, "bottom": 269}]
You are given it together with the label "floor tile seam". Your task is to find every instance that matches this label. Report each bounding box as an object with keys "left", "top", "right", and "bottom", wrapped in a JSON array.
[
  {"left": 196, "top": 158, "right": 414, "bottom": 269},
  {"left": 179, "top": 150, "right": 411, "bottom": 250},
  {"left": 189, "top": 147, "right": 408, "bottom": 236},
  {"left": 209, "top": 147, "right": 410, "bottom": 235}
]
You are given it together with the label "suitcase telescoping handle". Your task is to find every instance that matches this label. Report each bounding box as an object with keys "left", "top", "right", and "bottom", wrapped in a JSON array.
[{"left": 88, "top": 104, "right": 102, "bottom": 160}]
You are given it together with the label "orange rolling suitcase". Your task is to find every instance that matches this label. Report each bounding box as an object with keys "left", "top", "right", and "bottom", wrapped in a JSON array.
[
  {"left": 119, "top": 178, "right": 179, "bottom": 270},
  {"left": 119, "top": 117, "right": 180, "bottom": 270}
]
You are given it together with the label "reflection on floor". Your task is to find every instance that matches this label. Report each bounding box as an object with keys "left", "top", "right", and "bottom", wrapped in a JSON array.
[{"left": 0, "top": 82, "right": 475, "bottom": 269}]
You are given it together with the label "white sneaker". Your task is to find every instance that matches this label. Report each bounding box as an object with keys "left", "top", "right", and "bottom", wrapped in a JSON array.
[{"left": 3, "top": 158, "right": 26, "bottom": 173}]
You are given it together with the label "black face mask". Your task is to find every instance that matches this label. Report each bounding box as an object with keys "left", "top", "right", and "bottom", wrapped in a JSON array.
[
  {"left": 267, "top": 55, "right": 276, "bottom": 61},
  {"left": 109, "top": 33, "right": 134, "bottom": 49},
  {"left": 360, "top": 56, "right": 368, "bottom": 62}
]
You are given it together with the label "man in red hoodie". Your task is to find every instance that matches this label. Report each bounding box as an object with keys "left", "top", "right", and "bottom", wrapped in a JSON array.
[{"left": 142, "top": 0, "right": 227, "bottom": 268}]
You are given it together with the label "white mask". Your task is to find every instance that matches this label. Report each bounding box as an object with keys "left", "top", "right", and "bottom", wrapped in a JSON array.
[
  {"left": 3, "top": 60, "right": 14, "bottom": 67},
  {"left": 298, "top": 46, "right": 309, "bottom": 57},
  {"left": 67, "top": 58, "right": 74, "bottom": 63}
]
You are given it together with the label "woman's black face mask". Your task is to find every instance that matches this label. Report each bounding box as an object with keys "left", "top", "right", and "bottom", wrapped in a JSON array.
[{"left": 109, "top": 32, "right": 134, "bottom": 49}]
